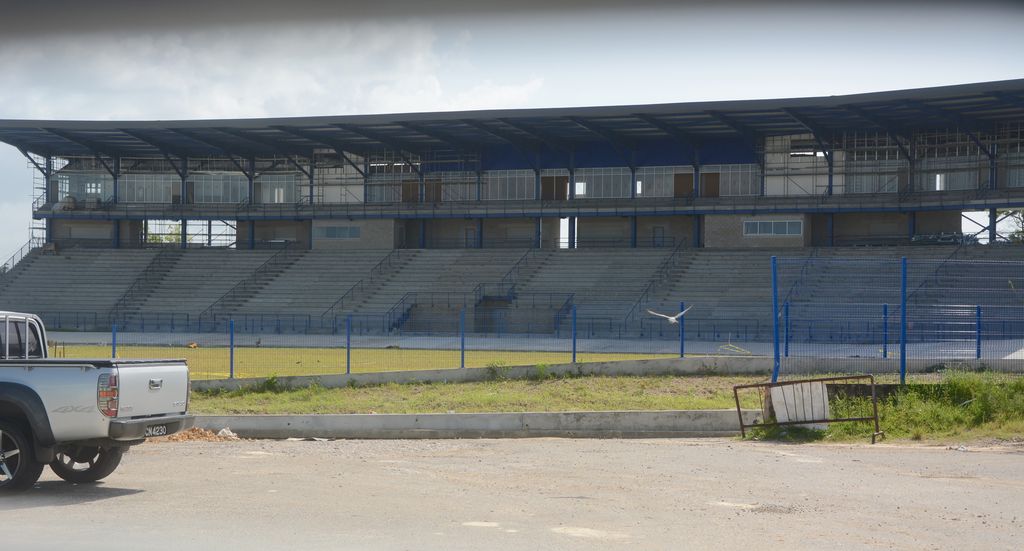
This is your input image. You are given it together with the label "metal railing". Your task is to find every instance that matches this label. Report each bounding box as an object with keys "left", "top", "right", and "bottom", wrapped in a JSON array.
[
  {"left": 108, "top": 248, "right": 180, "bottom": 320},
  {"left": 198, "top": 243, "right": 296, "bottom": 319},
  {"left": 622, "top": 240, "right": 689, "bottom": 326},
  {"left": 0, "top": 237, "right": 44, "bottom": 280}
]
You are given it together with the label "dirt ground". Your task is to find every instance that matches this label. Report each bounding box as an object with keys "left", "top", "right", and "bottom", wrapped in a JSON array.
[{"left": 2, "top": 437, "right": 1022, "bottom": 550}]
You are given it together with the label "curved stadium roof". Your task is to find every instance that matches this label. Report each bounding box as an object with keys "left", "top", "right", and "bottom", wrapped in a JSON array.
[{"left": 0, "top": 79, "right": 1022, "bottom": 159}]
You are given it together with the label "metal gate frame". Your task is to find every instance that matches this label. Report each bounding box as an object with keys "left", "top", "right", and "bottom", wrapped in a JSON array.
[{"left": 733, "top": 374, "right": 884, "bottom": 443}]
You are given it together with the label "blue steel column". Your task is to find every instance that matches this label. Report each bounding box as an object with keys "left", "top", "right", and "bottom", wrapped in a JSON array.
[
  {"left": 533, "top": 168, "right": 541, "bottom": 201},
  {"left": 571, "top": 305, "right": 577, "bottom": 363},
  {"left": 826, "top": 213, "right": 834, "bottom": 247},
  {"left": 630, "top": 216, "right": 638, "bottom": 248},
  {"left": 882, "top": 303, "right": 889, "bottom": 359},
  {"left": 693, "top": 163, "right": 701, "bottom": 198},
  {"left": 345, "top": 314, "right": 352, "bottom": 375},
  {"left": 308, "top": 158, "right": 315, "bottom": 205},
  {"left": 460, "top": 309, "right": 466, "bottom": 369},
  {"left": 248, "top": 221, "right": 256, "bottom": 250},
  {"left": 900, "top": 257, "right": 908, "bottom": 385},
  {"left": 418, "top": 172, "right": 425, "bottom": 203},
  {"left": 477, "top": 170, "right": 484, "bottom": 201},
  {"left": 692, "top": 215, "right": 701, "bottom": 248},
  {"left": 229, "top": 319, "right": 235, "bottom": 379},
  {"left": 113, "top": 220, "right": 120, "bottom": 249},
  {"left": 419, "top": 220, "right": 427, "bottom": 248},
  {"left": 976, "top": 305, "right": 982, "bottom": 360},
  {"left": 679, "top": 301, "right": 685, "bottom": 358},
  {"left": 771, "top": 256, "right": 781, "bottom": 383},
  {"left": 989, "top": 208, "right": 997, "bottom": 243},
  {"left": 247, "top": 157, "right": 255, "bottom": 203},
  {"left": 534, "top": 218, "right": 541, "bottom": 249},
  {"left": 568, "top": 217, "right": 576, "bottom": 249},
  {"left": 477, "top": 219, "right": 483, "bottom": 249},
  {"left": 989, "top": 144, "right": 998, "bottom": 190},
  {"left": 908, "top": 211, "right": 916, "bottom": 240},
  {"left": 630, "top": 166, "right": 637, "bottom": 199},
  {"left": 180, "top": 157, "right": 188, "bottom": 249},
  {"left": 112, "top": 157, "right": 120, "bottom": 203}
]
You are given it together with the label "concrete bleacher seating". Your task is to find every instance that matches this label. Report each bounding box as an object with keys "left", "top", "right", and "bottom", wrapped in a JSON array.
[
  {"left": 229, "top": 249, "right": 394, "bottom": 317},
  {"left": 0, "top": 249, "right": 157, "bottom": 321},
  {"left": 4, "top": 242, "right": 1023, "bottom": 336},
  {"left": 120, "top": 249, "right": 276, "bottom": 324}
]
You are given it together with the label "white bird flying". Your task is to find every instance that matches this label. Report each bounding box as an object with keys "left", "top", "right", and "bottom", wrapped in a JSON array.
[{"left": 646, "top": 306, "right": 693, "bottom": 324}]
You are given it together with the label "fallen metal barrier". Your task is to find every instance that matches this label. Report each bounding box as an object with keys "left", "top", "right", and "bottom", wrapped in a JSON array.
[{"left": 733, "top": 374, "right": 884, "bottom": 443}]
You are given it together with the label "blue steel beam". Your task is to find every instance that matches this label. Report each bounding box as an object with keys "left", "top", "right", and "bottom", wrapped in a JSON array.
[
  {"left": 40, "top": 128, "right": 121, "bottom": 158},
  {"left": 118, "top": 128, "right": 192, "bottom": 159},
  {"left": 211, "top": 127, "right": 307, "bottom": 156},
  {"left": 901, "top": 100, "right": 995, "bottom": 157},
  {"left": 396, "top": 122, "right": 482, "bottom": 153},
  {"left": 165, "top": 128, "right": 256, "bottom": 176},
  {"left": 333, "top": 123, "right": 429, "bottom": 157},
  {"left": 841, "top": 105, "right": 914, "bottom": 161},
  {"left": 271, "top": 126, "right": 369, "bottom": 177},
  {"left": 704, "top": 111, "right": 760, "bottom": 157},
  {"left": 783, "top": 108, "right": 835, "bottom": 196},
  {"left": 496, "top": 118, "right": 575, "bottom": 154},
  {"left": 564, "top": 117, "right": 635, "bottom": 165}
]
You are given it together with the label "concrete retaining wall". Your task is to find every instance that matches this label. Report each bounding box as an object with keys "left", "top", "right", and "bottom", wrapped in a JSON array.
[{"left": 196, "top": 409, "right": 762, "bottom": 439}]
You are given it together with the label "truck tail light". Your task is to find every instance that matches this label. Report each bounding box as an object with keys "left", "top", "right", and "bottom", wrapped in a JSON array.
[{"left": 98, "top": 372, "right": 119, "bottom": 417}]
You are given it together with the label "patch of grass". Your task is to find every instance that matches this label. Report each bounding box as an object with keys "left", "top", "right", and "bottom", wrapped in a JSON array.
[
  {"left": 751, "top": 372, "right": 1024, "bottom": 443},
  {"left": 59, "top": 344, "right": 680, "bottom": 380},
  {"left": 190, "top": 375, "right": 762, "bottom": 415}
]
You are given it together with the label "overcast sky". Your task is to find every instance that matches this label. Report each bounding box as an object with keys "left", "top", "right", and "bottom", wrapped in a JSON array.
[{"left": 1, "top": 1, "right": 1023, "bottom": 256}]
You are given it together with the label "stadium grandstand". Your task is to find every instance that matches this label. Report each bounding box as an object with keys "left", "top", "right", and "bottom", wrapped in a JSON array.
[{"left": 1, "top": 79, "right": 1024, "bottom": 341}]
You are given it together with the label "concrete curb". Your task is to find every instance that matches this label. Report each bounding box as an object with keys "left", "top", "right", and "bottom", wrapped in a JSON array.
[{"left": 195, "top": 409, "right": 762, "bottom": 439}]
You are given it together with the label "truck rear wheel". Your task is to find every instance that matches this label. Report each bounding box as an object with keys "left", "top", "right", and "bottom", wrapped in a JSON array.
[
  {"left": 50, "top": 446, "right": 124, "bottom": 484},
  {"left": 0, "top": 421, "right": 45, "bottom": 493}
]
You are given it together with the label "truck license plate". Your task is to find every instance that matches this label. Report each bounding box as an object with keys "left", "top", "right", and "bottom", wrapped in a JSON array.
[{"left": 145, "top": 425, "right": 168, "bottom": 437}]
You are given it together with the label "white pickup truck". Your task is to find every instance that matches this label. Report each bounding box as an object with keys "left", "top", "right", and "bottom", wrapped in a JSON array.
[{"left": 0, "top": 311, "right": 194, "bottom": 492}]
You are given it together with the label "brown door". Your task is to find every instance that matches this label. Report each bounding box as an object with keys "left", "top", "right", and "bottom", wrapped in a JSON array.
[
  {"left": 541, "top": 176, "right": 568, "bottom": 200},
  {"left": 401, "top": 180, "right": 419, "bottom": 203},
  {"left": 702, "top": 173, "right": 720, "bottom": 198},
  {"left": 424, "top": 180, "right": 442, "bottom": 203},
  {"left": 673, "top": 173, "right": 694, "bottom": 198}
]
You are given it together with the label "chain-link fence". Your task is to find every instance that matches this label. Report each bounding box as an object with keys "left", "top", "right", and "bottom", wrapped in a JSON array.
[{"left": 774, "top": 255, "right": 1024, "bottom": 382}]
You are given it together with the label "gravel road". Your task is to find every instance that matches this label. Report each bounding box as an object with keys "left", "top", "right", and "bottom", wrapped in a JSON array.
[{"left": 2, "top": 438, "right": 1022, "bottom": 550}]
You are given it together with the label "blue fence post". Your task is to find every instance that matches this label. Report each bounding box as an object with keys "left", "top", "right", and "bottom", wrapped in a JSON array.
[
  {"left": 346, "top": 314, "right": 352, "bottom": 375},
  {"left": 771, "top": 256, "right": 781, "bottom": 383},
  {"left": 882, "top": 303, "right": 889, "bottom": 359},
  {"left": 111, "top": 324, "right": 117, "bottom": 359},
  {"left": 976, "top": 305, "right": 982, "bottom": 360},
  {"left": 679, "top": 301, "right": 685, "bottom": 358},
  {"left": 900, "top": 257, "right": 907, "bottom": 385},
  {"left": 571, "top": 305, "right": 577, "bottom": 364},
  {"left": 460, "top": 308, "right": 466, "bottom": 369},
  {"left": 784, "top": 302, "right": 790, "bottom": 358},
  {"left": 229, "top": 319, "right": 235, "bottom": 379}
]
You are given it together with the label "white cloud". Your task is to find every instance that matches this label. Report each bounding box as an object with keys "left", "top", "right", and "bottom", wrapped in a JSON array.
[{"left": 0, "top": 21, "right": 547, "bottom": 255}]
